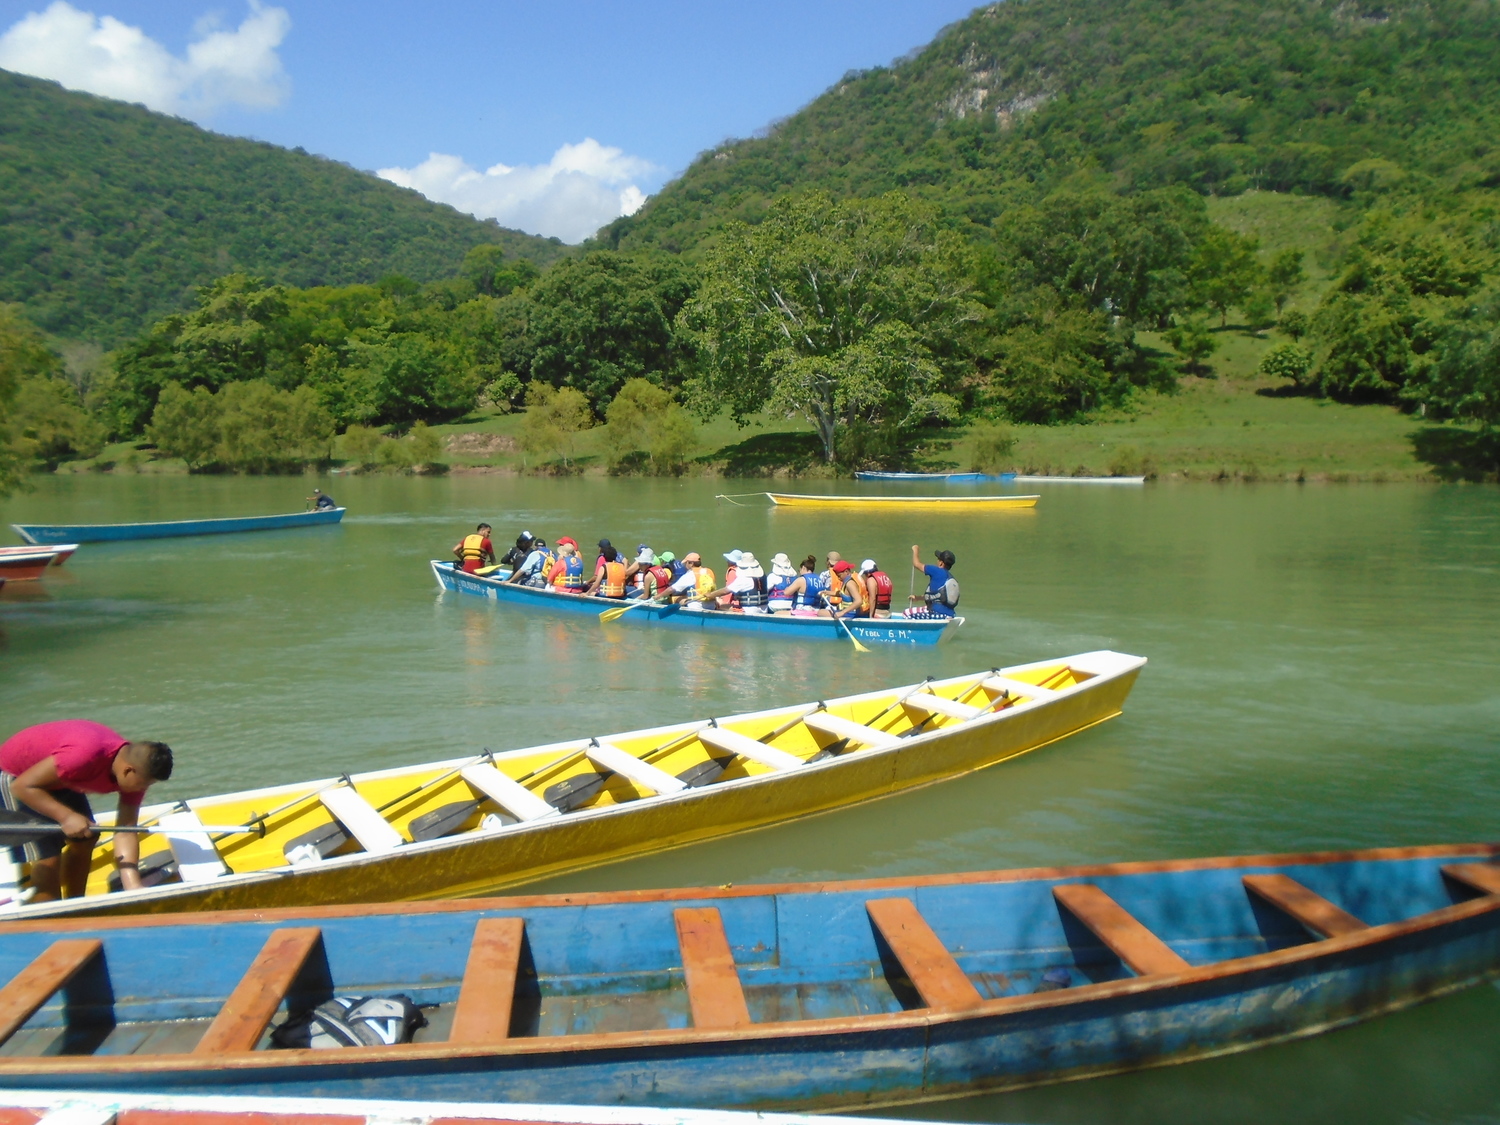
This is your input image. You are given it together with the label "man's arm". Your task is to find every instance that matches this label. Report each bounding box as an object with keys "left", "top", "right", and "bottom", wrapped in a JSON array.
[
  {"left": 9, "top": 758, "right": 94, "bottom": 839},
  {"left": 113, "top": 798, "right": 142, "bottom": 891},
  {"left": 910, "top": 544, "right": 923, "bottom": 571}
]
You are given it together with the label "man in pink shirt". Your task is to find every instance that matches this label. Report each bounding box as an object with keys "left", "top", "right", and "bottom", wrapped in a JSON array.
[{"left": 0, "top": 720, "right": 173, "bottom": 902}]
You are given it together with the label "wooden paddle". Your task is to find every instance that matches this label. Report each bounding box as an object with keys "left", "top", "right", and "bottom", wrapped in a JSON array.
[
  {"left": 544, "top": 721, "right": 720, "bottom": 811},
  {"left": 820, "top": 589, "right": 871, "bottom": 653}
]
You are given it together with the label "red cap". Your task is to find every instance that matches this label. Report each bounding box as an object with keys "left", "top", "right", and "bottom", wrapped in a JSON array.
[
  {"left": 831, "top": 560, "right": 853, "bottom": 573},
  {"left": 557, "top": 536, "right": 578, "bottom": 548}
]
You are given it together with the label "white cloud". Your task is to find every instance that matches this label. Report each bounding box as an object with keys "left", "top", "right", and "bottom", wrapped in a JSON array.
[
  {"left": 0, "top": 1, "right": 290, "bottom": 119},
  {"left": 378, "top": 139, "right": 657, "bottom": 244}
]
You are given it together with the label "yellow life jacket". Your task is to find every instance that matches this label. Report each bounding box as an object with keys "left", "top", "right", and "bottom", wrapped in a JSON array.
[
  {"left": 692, "top": 566, "right": 717, "bottom": 600},
  {"left": 459, "top": 533, "right": 488, "bottom": 561}
]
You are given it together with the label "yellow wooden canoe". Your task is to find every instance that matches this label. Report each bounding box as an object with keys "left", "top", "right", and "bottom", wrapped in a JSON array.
[
  {"left": 765, "top": 492, "right": 1039, "bottom": 511},
  {"left": 0, "top": 651, "right": 1145, "bottom": 921}
]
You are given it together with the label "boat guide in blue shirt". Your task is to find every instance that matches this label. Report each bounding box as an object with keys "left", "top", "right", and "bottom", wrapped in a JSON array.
[
  {"left": 907, "top": 544, "right": 959, "bottom": 619},
  {"left": 307, "top": 489, "right": 337, "bottom": 510}
]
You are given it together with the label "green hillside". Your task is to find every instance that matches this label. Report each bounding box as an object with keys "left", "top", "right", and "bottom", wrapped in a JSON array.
[
  {"left": 0, "top": 70, "right": 566, "bottom": 345},
  {"left": 603, "top": 0, "right": 1500, "bottom": 254}
]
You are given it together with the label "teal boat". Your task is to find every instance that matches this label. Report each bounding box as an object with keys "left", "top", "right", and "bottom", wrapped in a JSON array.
[{"left": 13, "top": 508, "right": 345, "bottom": 544}]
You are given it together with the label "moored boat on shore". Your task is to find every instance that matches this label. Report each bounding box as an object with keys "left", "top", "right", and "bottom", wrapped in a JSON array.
[
  {"left": 0, "top": 544, "right": 76, "bottom": 566},
  {"left": 0, "top": 548, "right": 61, "bottom": 581},
  {"left": 765, "top": 492, "right": 1038, "bottom": 511},
  {"left": 0, "top": 841, "right": 1492, "bottom": 1109},
  {"left": 12, "top": 508, "right": 344, "bottom": 545},
  {"left": 852, "top": 471, "right": 1016, "bottom": 482},
  {"left": 432, "top": 561, "right": 960, "bottom": 645},
  {"left": 0, "top": 652, "right": 1144, "bottom": 920}
]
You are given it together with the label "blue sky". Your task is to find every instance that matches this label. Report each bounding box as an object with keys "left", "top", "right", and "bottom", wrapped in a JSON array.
[{"left": 0, "top": 1, "right": 980, "bottom": 240}]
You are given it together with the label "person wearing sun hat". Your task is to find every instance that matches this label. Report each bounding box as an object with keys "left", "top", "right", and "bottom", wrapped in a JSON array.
[
  {"left": 704, "top": 550, "right": 767, "bottom": 613},
  {"left": 664, "top": 551, "right": 716, "bottom": 607},
  {"left": 766, "top": 552, "right": 798, "bottom": 613},
  {"left": 626, "top": 545, "right": 655, "bottom": 593}
]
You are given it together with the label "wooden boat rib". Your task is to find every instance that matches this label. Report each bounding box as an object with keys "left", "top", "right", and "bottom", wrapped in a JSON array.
[
  {"left": 0, "top": 549, "right": 61, "bottom": 582},
  {"left": 765, "top": 493, "right": 1039, "bottom": 511},
  {"left": 0, "top": 842, "right": 1492, "bottom": 1110},
  {"left": 431, "top": 562, "right": 962, "bottom": 645},
  {"left": 11, "top": 509, "right": 345, "bottom": 545},
  {"left": 0, "top": 652, "right": 1144, "bottom": 921}
]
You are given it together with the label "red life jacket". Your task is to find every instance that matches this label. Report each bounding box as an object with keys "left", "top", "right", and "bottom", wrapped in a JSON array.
[
  {"left": 868, "top": 570, "right": 893, "bottom": 612},
  {"left": 643, "top": 565, "right": 673, "bottom": 596}
]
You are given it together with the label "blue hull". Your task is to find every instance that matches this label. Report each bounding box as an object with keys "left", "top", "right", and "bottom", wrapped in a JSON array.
[
  {"left": 431, "top": 561, "right": 959, "bottom": 646},
  {"left": 13, "top": 508, "right": 346, "bottom": 544},
  {"left": 0, "top": 844, "right": 1496, "bottom": 1109},
  {"left": 853, "top": 472, "right": 1015, "bottom": 482}
]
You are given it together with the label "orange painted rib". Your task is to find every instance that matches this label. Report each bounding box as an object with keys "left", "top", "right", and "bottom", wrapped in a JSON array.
[
  {"left": 0, "top": 938, "right": 101, "bottom": 1047},
  {"left": 192, "top": 927, "right": 322, "bottom": 1055},
  {"left": 674, "top": 907, "right": 751, "bottom": 1030},
  {"left": 865, "top": 897, "right": 983, "bottom": 1011},
  {"left": 1242, "top": 874, "right": 1369, "bottom": 938},
  {"left": 1442, "top": 863, "right": 1500, "bottom": 897},
  {"left": 449, "top": 917, "right": 525, "bottom": 1044},
  {"left": 1053, "top": 884, "right": 1190, "bottom": 976}
]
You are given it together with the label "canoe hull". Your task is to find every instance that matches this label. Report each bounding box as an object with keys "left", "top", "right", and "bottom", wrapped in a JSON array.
[
  {"left": 11, "top": 654, "right": 1143, "bottom": 920},
  {"left": 432, "top": 562, "right": 960, "bottom": 646},
  {"left": 852, "top": 472, "right": 1015, "bottom": 483},
  {"left": 0, "top": 544, "right": 75, "bottom": 566},
  {"left": 766, "top": 493, "right": 1038, "bottom": 511},
  {"left": 0, "top": 551, "right": 60, "bottom": 581},
  {"left": 0, "top": 845, "right": 1493, "bottom": 1109},
  {"left": 12, "top": 508, "right": 345, "bottom": 544}
]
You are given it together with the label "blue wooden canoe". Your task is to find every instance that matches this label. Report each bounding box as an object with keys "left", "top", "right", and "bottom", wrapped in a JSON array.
[
  {"left": 431, "top": 561, "right": 961, "bottom": 646},
  {"left": 13, "top": 508, "right": 345, "bottom": 545},
  {"left": 0, "top": 843, "right": 1495, "bottom": 1109},
  {"left": 853, "top": 471, "right": 1015, "bottom": 482}
]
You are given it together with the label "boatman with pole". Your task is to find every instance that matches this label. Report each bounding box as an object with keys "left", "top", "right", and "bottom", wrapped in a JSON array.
[{"left": 0, "top": 721, "right": 174, "bottom": 902}]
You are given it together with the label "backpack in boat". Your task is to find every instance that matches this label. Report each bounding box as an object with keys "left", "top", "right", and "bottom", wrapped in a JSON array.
[
  {"left": 270, "top": 995, "right": 426, "bottom": 1049},
  {"left": 926, "top": 577, "right": 960, "bottom": 609}
]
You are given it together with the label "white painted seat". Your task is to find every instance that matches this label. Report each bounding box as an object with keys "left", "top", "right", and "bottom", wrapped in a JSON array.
[
  {"left": 460, "top": 764, "right": 561, "bottom": 822},
  {"left": 982, "top": 676, "right": 1064, "bottom": 702},
  {"left": 698, "top": 726, "right": 805, "bottom": 771},
  {"left": 319, "top": 787, "right": 403, "bottom": 855},
  {"left": 903, "top": 693, "right": 985, "bottom": 721},
  {"left": 158, "top": 809, "right": 231, "bottom": 882},
  {"left": 803, "top": 712, "right": 901, "bottom": 749},
  {"left": 587, "top": 742, "right": 688, "bottom": 795}
]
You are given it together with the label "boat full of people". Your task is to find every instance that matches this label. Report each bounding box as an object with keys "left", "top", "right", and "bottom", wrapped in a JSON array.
[{"left": 0, "top": 653, "right": 1145, "bottom": 920}]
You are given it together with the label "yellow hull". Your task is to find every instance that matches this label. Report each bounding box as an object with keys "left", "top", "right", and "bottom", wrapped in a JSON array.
[
  {"left": 8, "top": 652, "right": 1144, "bottom": 921},
  {"left": 765, "top": 492, "right": 1039, "bottom": 511}
]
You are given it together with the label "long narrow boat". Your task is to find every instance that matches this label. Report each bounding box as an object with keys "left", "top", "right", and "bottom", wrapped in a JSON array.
[
  {"left": 0, "top": 842, "right": 1494, "bottom": 1109},
  {"left": 0, "top": 544, "right": 76, "bottom": 566},
  {"left": 765, "top": 493, "right": 1038, "bottom": 511},
  {"left": 0, "top": 653, "right": 1144, "bottom": 920},
  {"left": 12, "top": 508, "right": 345, "bottom": 545},
  {"left": 0, "top": 549, "right": 61, "bottom": 582},
  {"left": 431, "top": 562, "right": 961, "bottom": 645},
  {"left": 0, "top": 1090, "right": 933, "bottom": 1125},
  {"left": 853, "top": 472, "right": 1016, "bottom": 483},
  {"left": 1011, "top": 475, "right": 1146, "bottom": 485}
]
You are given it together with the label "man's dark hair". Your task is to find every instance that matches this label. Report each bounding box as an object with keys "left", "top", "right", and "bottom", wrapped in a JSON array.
[
  {"left": 937, "top": 550, "right": 957, "bottom": 569},
  {"left": 477, "top": 523, "right": 491, "bottom": 532},
  {"left": 127, "top": 741, "right": 174, "bottom": 782},
  {"left": 602, "top": 545, "right": 618, "bottom": 563}
]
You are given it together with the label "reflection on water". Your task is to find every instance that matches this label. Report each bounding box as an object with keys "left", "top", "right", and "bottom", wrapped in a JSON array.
[{"left": 2, "top": 474, "right": 1499, "bottom": 1125}]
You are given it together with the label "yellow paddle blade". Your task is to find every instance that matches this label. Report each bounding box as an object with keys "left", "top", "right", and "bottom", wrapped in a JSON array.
[
  {"left": 598, "top": 602, "right": 638, "bottom": 623},
  {"left": 474, "top": 565, "right": 503, "bottom": 576}
]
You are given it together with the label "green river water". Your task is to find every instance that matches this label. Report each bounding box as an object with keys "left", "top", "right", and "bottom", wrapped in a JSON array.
[{"left": 1, "top": 474, "right": 1498, "bottom": 1124}]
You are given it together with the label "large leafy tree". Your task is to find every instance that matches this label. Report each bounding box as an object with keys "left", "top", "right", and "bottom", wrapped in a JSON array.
[{"left": 682, "top": 191, "right": 977, "bottom": 462}]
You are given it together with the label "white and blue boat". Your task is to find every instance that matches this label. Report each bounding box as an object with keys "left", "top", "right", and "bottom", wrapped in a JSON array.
[
  {"left": 853, "top": 471, "right": 1015, "bottom": 482},
  {"left": 13, "top": 508, "right": 345, "bottom": 545},
  {"left": 430, "top": 562, "right": 961, "bottom": 646}
]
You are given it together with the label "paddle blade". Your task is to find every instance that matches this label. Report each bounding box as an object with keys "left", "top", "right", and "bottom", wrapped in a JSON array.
[
  {"left": 282, "top": 820, "right": 350, "bottom": 861},
  {"left": 408, "top": 800, "right": 482, "bottom": 842},
  {"left": 544, "top": 771, "right": 607, "bottom": 812},
  {"left": 675, "top": 757, "right": 732, "bottom": 788},
  {"left": 599, "top": 600, "right": 641, "bottom": 623}
]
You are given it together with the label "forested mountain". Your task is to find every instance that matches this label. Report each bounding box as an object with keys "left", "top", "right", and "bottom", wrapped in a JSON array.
[
  {"left": 0, "top": 70, "right": 565, "bottom": 345},
  {"left": 602, "top": 0, "right": 1500, "bottom": 254}
]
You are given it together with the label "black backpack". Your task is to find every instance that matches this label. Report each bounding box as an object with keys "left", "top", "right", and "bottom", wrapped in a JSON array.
[{"left": 270, "top": 995, "right": 426, "bottom": 1049}]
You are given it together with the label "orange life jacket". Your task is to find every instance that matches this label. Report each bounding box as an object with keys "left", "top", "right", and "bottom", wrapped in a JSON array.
[
  {"left": 599, "top": 560, "right": 628, "bottom": 597},
  {"left": 552, "top": 555, "right": 584, "bottom": 590}
]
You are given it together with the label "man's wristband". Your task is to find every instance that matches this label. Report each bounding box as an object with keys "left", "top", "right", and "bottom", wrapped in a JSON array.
[{"left": 115, "top": 860, "right": 139, "bottom": 869}]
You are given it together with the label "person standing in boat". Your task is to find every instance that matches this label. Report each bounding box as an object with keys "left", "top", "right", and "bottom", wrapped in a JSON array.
[
  {"left": 452, "top": 524, "right": 496, "bottom": 574},
  {"left": 905, "top": 545, "right": 959, "bottom": 619},
  {"left": 0, "top": 721, "right": 173, "bottom": 902}
]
